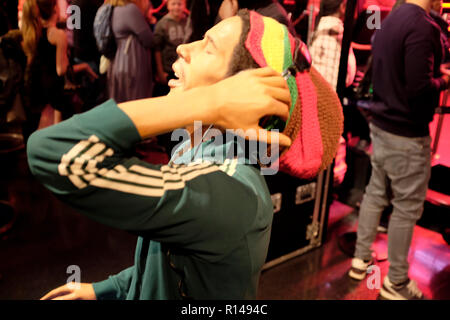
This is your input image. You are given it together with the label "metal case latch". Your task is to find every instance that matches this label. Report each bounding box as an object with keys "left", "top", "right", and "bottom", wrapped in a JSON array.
[{"left": 295, "top": 182, "right": 316, "bottom": 205}]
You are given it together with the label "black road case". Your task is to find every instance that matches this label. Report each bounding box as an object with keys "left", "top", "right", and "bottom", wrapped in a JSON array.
[{"left": 263, "top": 164, "right": 333, "bottom": 270}]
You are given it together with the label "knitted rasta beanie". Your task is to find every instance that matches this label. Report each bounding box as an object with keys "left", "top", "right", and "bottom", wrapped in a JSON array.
[{"left": 245, "top": 11, "right": 343, "bottom": 179}]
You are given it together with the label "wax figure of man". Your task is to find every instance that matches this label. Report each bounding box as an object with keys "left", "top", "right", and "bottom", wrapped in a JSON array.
[{"left": 28, "top": 10, "right": 342, "bottom": 300}]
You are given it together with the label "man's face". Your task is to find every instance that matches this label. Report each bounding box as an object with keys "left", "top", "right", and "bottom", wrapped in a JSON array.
[
  {"left": 169, "top": 16, "right": 242, "bottom": 93},
  {"left": 167, "top": 0, "right": 185, "bottom": 19}
]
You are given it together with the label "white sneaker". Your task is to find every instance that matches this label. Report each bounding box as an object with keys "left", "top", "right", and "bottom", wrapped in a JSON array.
[
  {"left": 380, "top": 276, "right": 424, "bottom": 300},
  {"left": 348, "top": 257, "right": 374, "bottom": 280}
]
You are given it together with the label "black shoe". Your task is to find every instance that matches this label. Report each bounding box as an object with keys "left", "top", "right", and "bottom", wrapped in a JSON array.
[{"left": 379, "top": 277, "right": 424, "bottom": 300}]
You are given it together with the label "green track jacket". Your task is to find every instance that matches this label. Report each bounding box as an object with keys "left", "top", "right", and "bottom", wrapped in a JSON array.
[{"left": 27, "top": 99, "right": 274, "bottom": 300}]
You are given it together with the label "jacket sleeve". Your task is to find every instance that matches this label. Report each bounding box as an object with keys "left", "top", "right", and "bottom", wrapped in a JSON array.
[
  {"left": 92, "top": 266, "right": 134, "bottom": 300},
  {"left": 27, "top": 99, "right": 257, "bottom": 259},
  {"left": 404, "top": 22, "right": 447, "bottom": 96}
]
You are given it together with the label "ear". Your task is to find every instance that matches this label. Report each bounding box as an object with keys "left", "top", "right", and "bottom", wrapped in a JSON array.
[
  {"left": 340, "top": 1, "right": 347, "bottom": 16},
  {"left": 218, "top": 0, "right": 239, "bottom": 20}
]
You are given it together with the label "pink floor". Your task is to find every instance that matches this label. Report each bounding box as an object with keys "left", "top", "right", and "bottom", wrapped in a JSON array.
[
  {"left": 258, "top": 201, "right": 450, "bottom": 300},
  {"left": 430, "top": 110, "right": 450, "bottom": 167}
]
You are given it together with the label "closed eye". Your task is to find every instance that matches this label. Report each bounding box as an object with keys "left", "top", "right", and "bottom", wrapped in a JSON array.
[{"left": 203, "top": 33, "right": 218, "bottom": 53}]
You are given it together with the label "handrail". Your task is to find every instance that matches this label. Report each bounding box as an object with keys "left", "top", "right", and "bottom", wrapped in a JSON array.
[
  {"left": 351, "top": 42, "right": 372, "bottom": 51},
  {"left": 426, "top": 189, "right": 450, "bottom": 207}
]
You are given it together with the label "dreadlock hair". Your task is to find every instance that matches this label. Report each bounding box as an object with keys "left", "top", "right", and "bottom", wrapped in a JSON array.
[{"left": 226, "top": 9, "right": 259, "bottom": 77}]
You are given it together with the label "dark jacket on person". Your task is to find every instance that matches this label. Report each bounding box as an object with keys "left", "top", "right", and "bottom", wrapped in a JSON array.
[
  {"left": 370, "top": 3, "right": 446, "bottom": 137},
  {"left": 429, "top": 9, "right": 450, "bottom": 63}
]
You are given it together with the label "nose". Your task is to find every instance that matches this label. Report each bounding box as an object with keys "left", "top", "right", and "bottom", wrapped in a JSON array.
[
  {"left": 176, "top": 41, "right": 201, "bottom": 63},
  {"left": 176, "top": 44, "right": 190, "bottom": 63}
]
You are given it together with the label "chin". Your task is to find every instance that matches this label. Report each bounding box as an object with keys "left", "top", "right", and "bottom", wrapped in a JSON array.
[{"left": 168, "top": 86, "right": 184, "bottom": 95}]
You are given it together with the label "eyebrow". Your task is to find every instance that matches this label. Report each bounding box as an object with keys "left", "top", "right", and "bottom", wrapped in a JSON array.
[{"left": 205, "top": 34, "right": 218, "bottom": 50}]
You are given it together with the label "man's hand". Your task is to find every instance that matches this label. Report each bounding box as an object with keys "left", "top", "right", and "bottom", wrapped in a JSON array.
[
  {"left": 218, "top": 0, "right": 239, "bottom": 20},
  {"left": 40, "top": 283, "right": 97, "bottom": 300},
  {"left": 210, "top": 67, "right": 292, "bottom": 147}
]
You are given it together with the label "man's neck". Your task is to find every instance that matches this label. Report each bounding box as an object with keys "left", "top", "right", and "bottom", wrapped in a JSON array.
[{"left": 406, "top": 0, "right": 432, "bottom": 13}]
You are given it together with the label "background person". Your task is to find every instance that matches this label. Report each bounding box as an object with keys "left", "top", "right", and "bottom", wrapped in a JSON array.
[
  {"left": 308, "top": 0, "right": 356, "bottom": 91},
  {"left": 21, "top": 0, "right": 97, "bottom": 142},
  {"left": 153, "top": 0, "right": 190, "bottom": 94},
  {"left": 107, "top": 0, "right": 155, "bottom": 103},
  {"left": 348, "top": 0, "right": 450, "bottom": 300}
]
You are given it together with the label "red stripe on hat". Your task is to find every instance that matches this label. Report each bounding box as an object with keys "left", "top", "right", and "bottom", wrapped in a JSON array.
[
  {"left": 245, "top": 11, "right": 268, "bottom": 67},
  {"left": 280, "top": 72, "right": 323, "bottom": 179}
]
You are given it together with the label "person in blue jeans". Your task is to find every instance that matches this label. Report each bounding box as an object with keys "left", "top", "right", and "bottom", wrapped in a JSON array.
[{"left": 348, "top": 0, "right": 450, "bottom": 300}]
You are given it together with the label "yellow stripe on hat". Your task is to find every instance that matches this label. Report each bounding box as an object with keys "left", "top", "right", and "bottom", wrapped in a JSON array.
[{"left": 260, "top": 17, "right": 286, "bottom": 74}]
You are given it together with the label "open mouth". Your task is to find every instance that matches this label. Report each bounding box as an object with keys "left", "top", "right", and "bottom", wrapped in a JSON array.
[
  {"left": 168, "top": 73, "right": 183, "bottom": 88},
  {"left": 169, "top": 61, "right": 185, "bottom": 89}
]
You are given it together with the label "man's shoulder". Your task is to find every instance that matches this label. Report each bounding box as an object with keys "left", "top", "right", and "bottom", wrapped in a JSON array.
[
  {"left": 400, "top": 5, "right": 439, "bottom": 30},
  {"left": 208, "top": 160, "right": 270, "bottom": 199},
  {"left": 158, "top": 14, "right": 183, "bottom": 24},
  {"left": 155, "top": 14, "right": 176, "bottom": 30},
  {"left": 407, "top": 14, "right": 442, "bottom": 41},
  {"left": 231, "top": 163, "right": 272, "bottom": 204},
  {"left": 217, "top": 160, "right": 261, "bottom": 186},
  {"left": 159, "top": 14, "right": 171, "bottom": 22},
  {"left": 379, "top": 6, "right": 439, "bottom": 41},
  {"left": 154, "top": 15, "right": 169, "bottom": 33},
  {"left": 155, "top": 14, "right": 169, "bottom": 25}
]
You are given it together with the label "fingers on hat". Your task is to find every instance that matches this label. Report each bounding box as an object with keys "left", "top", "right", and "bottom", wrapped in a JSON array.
[
  {"left": 250, "top": 66, "right": 281, "bottom": 77},
  {"left": 264, "top": 86, "right": 291, "bottom": 107},
  {"left": 266, "top": 98, "right": 290, "bottom": 121},
  {"left": 260, "top": 75, "right": 290, "bottom": 89},
  {"left": 258, "top": 130, "right": 291, "bottom": 147},
  {"left": 236, "top": 128, "right": 291, "bottom": 148}
]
